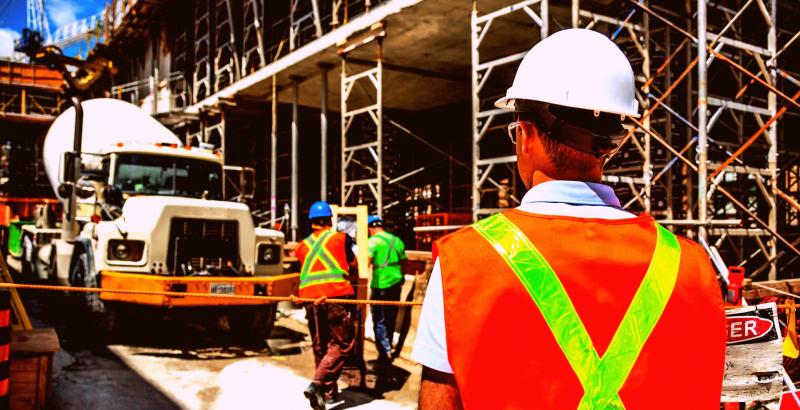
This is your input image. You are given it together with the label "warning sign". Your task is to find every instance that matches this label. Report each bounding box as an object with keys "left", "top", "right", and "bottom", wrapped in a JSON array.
[
  {"left": 780, "top": 392, "right": 800, "bottom": 410},
  {"left": 727, "top": 316, "right": 776, "bottom": 344},
  {"left": 722, "top": 303, "right": 784, "bottom": 403}
]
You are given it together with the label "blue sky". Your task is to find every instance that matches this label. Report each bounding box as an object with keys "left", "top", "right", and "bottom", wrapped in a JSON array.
[{"left": 0, "top": 0, "right": 106, "bottom": 57}]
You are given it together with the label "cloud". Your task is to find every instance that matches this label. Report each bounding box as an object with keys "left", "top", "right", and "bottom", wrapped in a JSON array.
[
  {"left": 48, "top": 0, "right": 83, "bottom": 28},
  {"left": 0, "top": 28, "right": 20, "bottom": 58}
]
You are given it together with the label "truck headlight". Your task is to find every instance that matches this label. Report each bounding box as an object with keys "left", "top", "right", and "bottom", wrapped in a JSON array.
[
  {"left": 108, "top": 240, "right": 145, "bottom": 262},
  {"left": 257, "top": 244, "right": 280, "bottom": 265}
]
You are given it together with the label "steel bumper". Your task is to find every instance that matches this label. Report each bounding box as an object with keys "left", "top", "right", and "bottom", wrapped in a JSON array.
[{"left": 99, "top": 271, "right": 300, "bottom": 307}]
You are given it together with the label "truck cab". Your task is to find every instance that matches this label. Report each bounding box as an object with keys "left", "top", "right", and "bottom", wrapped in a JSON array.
[{"left": 18, "top": 98, "right": 296, "bottom": 339}]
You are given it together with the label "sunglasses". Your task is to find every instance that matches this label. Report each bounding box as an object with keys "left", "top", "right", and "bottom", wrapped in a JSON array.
[{"left": 506, "top": 120, "right": 628, "bottom": 145}]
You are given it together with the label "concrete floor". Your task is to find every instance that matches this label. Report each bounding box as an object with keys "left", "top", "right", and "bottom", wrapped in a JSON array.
[{"left": 21, "top": 291, "right": 420, "bottom": 410}]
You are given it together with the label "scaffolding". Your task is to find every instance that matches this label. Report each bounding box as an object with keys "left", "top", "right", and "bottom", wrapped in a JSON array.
[
  {"left": 469, "top": 0, "right": 799, "bottom": 280},
  {"left": 96, "top": 0, "right": 800, "bottom": 278},
  {"left": 340, "top": 32, "right": 385, "bottom": 216}
]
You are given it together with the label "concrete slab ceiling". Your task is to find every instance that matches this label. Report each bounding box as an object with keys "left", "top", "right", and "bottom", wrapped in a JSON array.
[{"left": 202, "top": 0, "right": 559, "bottom": 113}]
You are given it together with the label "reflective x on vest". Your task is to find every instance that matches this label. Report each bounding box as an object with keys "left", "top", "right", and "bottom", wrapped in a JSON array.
[
  {"left": 300, "top": 231, "right": 348, "bottom": 288},
  {"left": 473, "top": 213, "right": 681, "bottom": 409}
]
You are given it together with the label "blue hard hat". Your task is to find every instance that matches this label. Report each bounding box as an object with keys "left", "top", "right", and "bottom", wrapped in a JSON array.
[
  {"left": 368, "top": 215, "right": 383, "bottom": 226},
  {"left": 309, "top": 201, "right": 333, "bottom": 219}
]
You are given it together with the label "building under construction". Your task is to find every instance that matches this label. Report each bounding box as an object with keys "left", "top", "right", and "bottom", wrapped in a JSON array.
[{"left": 84, "top": 0, "right": 800, "bottom": 281}]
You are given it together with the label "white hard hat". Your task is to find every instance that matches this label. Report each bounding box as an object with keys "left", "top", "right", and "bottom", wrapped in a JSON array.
[{"left": 495, "top": 29, "right": 639, "bottom": 118}]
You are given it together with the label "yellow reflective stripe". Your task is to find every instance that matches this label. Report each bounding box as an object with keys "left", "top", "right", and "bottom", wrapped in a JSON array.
[
  {"left": 299, "top": 272, "right": 348, "bottom": 287},
  {"left": 583, "top": 223, "right": 680, "bottom": 409},
  {"left": 300, "top": 230, "right": 348, "bottom": 289},
  {"left": 473, "top": 213, "right": 680, "bottom": 409},
  {"left": 473, "top": 214, "right": 599, "bottom": 388},
  {"left": 300, "top": 231, "right": 332, "bottom": 277}
]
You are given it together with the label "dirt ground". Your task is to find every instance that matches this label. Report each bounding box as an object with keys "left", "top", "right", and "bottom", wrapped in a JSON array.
[{"left": 18, "top": 291, "right": 420, "bottom": 410}]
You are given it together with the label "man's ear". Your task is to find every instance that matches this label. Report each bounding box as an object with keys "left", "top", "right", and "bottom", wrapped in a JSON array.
[{"left": 519, "top": 122, "right": 538, "bottom": 154}]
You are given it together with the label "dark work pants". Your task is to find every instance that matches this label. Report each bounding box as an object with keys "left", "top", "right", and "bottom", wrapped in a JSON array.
[
  {"left": 306, "top": 302, "right": 355, "bottom": 397},
  {"left": 370, "top": 282, "right": 402, "bottom": 360}
]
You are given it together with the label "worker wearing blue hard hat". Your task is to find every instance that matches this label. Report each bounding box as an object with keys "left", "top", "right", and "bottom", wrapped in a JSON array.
[
  {"left": 308, "top": 200, "right": 333, "bottom": 219},
  {"left": 296, "top": 200, "right": 358, "bottom": 410},
  {"left": 367, "top": 214, "right": 407, "bottom": 364}
]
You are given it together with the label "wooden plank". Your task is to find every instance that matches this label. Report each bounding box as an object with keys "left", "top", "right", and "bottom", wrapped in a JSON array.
[
  {"left": 10, "top": 358, "right": 40, "bottom": 372},
  {"left": 743, "top": 278, "right": 800, "bottom": 300},
  {"left": 722, "top": 303, "right": 784, "bottom": 402},
  {"left": 10, "top": 381, "right": 42, "bottom": 394},
  {"left": 11, "top": 329, "right": 60, "bottom": 354},
  {"left": 37, "top": 353, "right": 49, "bottom": 408},
  {"left": 10, "top": 371, "right": 39, "bottom": 384}
]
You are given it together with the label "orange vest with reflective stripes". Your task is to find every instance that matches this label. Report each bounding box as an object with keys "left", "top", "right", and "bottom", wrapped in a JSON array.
[
  {"left": 296, "top": 229, "right": 354, "bottom": 299},
  {"left": 436, "top": 210, "right": 726, "bottom": 409}
]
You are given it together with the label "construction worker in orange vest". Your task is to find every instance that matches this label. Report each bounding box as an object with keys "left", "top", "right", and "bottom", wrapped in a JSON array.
[
  {"left": 412, "top": 29, "right": 726, "bottom": 409},
  {"left": 297, "top": 201, "right": 357, "bottom": 410}
]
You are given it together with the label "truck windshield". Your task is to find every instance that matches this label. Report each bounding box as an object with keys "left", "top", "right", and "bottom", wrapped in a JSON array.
[{"left": 114, "top": 154, "right": 223, "bottom": 200}]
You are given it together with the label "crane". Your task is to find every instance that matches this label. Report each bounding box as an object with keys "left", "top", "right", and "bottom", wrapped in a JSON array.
[{"left": 26, "top": 0, "right": 105, "bottom": 55}]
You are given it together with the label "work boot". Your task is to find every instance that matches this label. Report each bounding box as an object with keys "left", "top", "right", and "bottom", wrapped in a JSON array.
[{"left": 304, "top": 383, "right": 326, "bottom": 410}]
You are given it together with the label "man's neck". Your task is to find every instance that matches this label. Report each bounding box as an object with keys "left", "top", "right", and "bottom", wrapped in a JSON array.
[
  {"left": 529, "top": 170, "right": 601, "bottom": 188},
  {"left": 312, "top": 226, "right": 331, "bottom": 234}
]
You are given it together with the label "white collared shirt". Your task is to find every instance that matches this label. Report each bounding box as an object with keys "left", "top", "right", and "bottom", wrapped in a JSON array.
[{"left": 411, "top": 180, "right": 636, "bottom": 373}]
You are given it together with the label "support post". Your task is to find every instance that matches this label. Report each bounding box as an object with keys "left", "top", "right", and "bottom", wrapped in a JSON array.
[
  {"left": 270, "top": 76, "right": 277, "bottom": 226},
  {"left": 697, "top": 0, "right": 708, "bottom": 242},
  {"left": 571, "top": 0, "right": 579, "bottom": 28},
  {"left": 541, "top": 0, "right": 549, "bottom": 39},
  {"left": 767, "top": 0, "right": 778, "bottom": 279},
  {"left": 642, "top": 1, "right": 651, "bottom": 213},
  {"left": 320, "top": 63, "right": 330, "bottom": 201},
  {"left": 291, "top": 77, "right": 300, "bottom": 242}
]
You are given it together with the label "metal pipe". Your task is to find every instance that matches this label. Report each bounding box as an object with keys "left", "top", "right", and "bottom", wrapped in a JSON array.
[
  {"left": 376, "top": 41, "right": 384, "bottom": 217},
  {"left": 63, "top": 96, "right": 83, "bottom": 242},
  {"left": 320, "top": 64, "right": 329, "bottom": 201},
  {"left": 540, "top": 0, "right": 548, "bottom": 39},
  {"left": 697, "top": 0, "right": 708, "bottom": 242},
  {"left": 270, "top": 76, "right": 277, "bottom": 226},
  {"left": 291, "top": 77, "right": 299, "bottom": 242},
  {"left": 767, "top": 0, "right": 777, "bottom": 279},
  {"left": 642, "top": 1, "right": 651, "bottom": 213},
  {"left": 571, "top": 0, "right": 578, "bottom": 28}
]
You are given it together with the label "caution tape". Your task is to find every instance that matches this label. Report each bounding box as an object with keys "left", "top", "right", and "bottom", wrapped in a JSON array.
[{"left": 0, "top": 282, "right": 422, "bottom": 307}]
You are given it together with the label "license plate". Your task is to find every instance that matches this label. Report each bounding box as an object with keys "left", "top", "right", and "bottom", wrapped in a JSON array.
[{"left": 210, "top": 283, "right": 235, "bottom": 294}]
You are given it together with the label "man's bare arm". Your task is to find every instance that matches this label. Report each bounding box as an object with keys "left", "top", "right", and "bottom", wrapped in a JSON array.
[{"left": 419, "top": 366, "right": 463, "bottom": 410}]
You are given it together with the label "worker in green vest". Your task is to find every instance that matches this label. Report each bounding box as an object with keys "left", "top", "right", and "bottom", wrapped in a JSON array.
[{"left": 367, "top": 215, "right": 407, "bottom": 363}]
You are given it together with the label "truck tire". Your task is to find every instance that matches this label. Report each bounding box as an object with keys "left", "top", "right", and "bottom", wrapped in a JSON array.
[
  {"left": 72, "top": 252, "right": 105, "bottom": 315},
  {"left": 228, "top": 304, "right": 277, "bottom": 344}
]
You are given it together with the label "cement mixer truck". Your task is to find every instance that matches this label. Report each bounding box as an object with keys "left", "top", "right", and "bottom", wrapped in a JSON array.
[{"left": 17, "top": 98, "right": 297, "bottom": 338}]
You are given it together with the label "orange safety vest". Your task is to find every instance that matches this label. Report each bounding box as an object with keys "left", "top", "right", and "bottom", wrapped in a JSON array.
[
  {"left": 296, "top": 229, "right": 354, "bottom": 299},
  {"left": 436, "top": 210, "right": 726, "bottom": 409}
]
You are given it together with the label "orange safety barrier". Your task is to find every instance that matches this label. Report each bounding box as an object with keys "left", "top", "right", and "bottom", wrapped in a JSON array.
[{"left": 0, "top": 292, "right": 9, "bottom": 402}]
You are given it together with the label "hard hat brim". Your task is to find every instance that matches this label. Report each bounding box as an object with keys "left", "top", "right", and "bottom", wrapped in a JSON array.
[{"left": 494, "top": 96, "right": 641, "bottom": 118}]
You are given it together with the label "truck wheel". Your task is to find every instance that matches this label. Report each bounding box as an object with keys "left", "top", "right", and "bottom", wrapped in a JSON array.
[
  {"left": 72, "top": 252, "right": 105, "bottom": 315},
  {"left": 228, "top": 304, "right": 277, "bottom": 344}
]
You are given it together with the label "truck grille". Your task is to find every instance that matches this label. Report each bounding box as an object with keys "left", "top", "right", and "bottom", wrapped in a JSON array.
[{"left": 166, "top": 218, "right": 240, "bottom": 275}]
